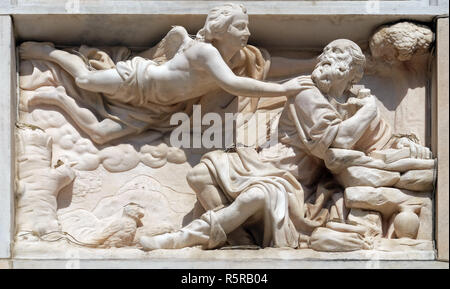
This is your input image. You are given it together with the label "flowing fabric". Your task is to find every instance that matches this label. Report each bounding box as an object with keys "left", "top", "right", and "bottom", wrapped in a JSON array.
[
  {"left": 201, "top": 148, "right": 328, "bottom": 248},
  {"left": 19, "top": 34, "right": 270, "bottom": 135},
  {"left": 199, "top": 76, "right": 397, "bottom": 249}
]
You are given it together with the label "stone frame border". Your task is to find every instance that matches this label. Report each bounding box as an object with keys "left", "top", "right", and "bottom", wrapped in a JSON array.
[
  {"left": 0, "top": 15, "right": 15, "bottom": 260},
  {"left": 433, "top": 17, "right": 449, "bottom": 262},
  {"left": 0, "top": 1, "right": 448, "bottom": 267}
]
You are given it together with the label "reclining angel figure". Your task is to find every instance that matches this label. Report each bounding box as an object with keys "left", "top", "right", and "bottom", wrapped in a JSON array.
[{"left": 19, "top": 3, "right": 305, "bottom": 145}]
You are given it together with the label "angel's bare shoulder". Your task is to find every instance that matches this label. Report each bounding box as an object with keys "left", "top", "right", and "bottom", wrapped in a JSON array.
[{"left": 185, "top": 41, "right": 222, "bottom": 62}]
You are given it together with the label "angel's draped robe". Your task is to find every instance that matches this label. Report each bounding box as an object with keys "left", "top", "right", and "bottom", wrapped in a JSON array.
[{"left": 20, "top": 31, "right": 270, "bottom": 135}]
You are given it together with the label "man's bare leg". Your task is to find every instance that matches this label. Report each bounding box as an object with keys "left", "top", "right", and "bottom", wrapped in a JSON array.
[
  {"left": 140, "top": 187, "right": 265, "bottom": 250},
  {"left": 187, "top": 163, "right": 255, "bottom": 245},
  {"left": 187, "top": 163, "right": 229, "bottom": 211},
  {"left": 214, "top": 187, "right": 265, "bottom": 234},
  {"left": 20, "top": 42, "right": 122, "bottom": 95}
]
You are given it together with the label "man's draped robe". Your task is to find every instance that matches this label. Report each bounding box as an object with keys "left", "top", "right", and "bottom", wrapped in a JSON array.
[{"left": 200, "top": 76, "right": 395, "bottom": 248}]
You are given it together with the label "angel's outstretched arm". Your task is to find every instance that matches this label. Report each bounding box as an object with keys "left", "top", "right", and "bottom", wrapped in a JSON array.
[{"left": 198, "top": 44, "right": 303, "bottom": 98}]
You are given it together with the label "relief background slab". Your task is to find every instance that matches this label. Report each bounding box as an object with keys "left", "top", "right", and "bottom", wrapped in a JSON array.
[{"left": 0, "top": 0, "right": 448, "bottom": 267}]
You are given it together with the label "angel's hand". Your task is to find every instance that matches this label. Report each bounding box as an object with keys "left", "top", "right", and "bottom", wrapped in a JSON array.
[{"left": 282, "top": 77, "right": 306, "bottom": 96}]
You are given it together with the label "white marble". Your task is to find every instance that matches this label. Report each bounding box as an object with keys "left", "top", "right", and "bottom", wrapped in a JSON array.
[
  {"left": 0, "top": 1, "right": 448, "bottom": 267},
  {"left": 8, "top": 14, "right": 443, "bottom": 49},
  {"left": 9, "top": 259, "right": 449, "bottom": 269},
  {"left": 13, "top": 5, "right": 438, "bottom": 257},
  {"left": 1, "top": 1, "right": 448, "bottom": 15},
  {"left": 435, "top": 17, "right": 449, "bottom": 262},
  {"left": 5, "top": 1, "right": 448, "bottom": 49},
  {"left": 0, "top": 15, "right": 15, "bottom": 259},
  {"left": 12, "top": 242, "right": 436, "bottom": 261}
]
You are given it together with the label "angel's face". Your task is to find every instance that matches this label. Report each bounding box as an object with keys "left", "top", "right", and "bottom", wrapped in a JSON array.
[{"left": 223, "top": 12, "right": 251, "bottom": 48}]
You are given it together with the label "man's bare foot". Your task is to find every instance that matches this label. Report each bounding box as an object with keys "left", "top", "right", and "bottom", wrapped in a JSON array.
[
  {"left": 139, "top": 231, "right": 188, "bottom": 251},
  {"left": 19, "top": 41, "right": 55, "bottom": 60}
]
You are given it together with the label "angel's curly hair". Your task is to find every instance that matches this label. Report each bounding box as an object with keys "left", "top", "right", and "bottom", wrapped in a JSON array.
[{"left": 196, "top": 3, "right": 247, "bottom": 42}]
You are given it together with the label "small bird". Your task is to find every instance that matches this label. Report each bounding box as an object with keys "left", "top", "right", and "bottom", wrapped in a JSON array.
[{"left": 92, "top": 203, "right": 145, "bottom": 248}]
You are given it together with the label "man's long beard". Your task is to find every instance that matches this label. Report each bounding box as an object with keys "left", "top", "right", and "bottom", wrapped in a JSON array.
[{"left": 311, "top": 62, "right": 351, "bottom": 95}]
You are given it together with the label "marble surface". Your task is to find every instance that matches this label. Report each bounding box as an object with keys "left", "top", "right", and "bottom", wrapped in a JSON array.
[
  {"left": 0, "top": 1, "right": 448, "bottom": 267},
  {"left": 0, "top": 15, "right": 15, "bottom": 259},
  {"left": 12, "top": 241, "right": 436, "bottom": 260},
  {"left": 6, "top": 258, "right": 449, "bottom": 269},
  {"left": 436, "top": 17, "right": 449, "bottom": 262},
  {"left": 16, "top": 28, "right": 436, "bottom": 254},
  {"left": 1, "top": 0, "right": 448, "bottom": 15}
]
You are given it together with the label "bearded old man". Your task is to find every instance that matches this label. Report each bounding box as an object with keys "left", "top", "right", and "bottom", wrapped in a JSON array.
[{"left": 139, "top": 39, "right": 431, "bottom": 251}]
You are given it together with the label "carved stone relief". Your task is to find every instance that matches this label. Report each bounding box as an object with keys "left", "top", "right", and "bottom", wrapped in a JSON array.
[{"left": 14, "top": 3, "right": 436, "bottom": 257}]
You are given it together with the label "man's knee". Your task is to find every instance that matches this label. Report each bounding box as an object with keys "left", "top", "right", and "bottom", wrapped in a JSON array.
[
  {"left": 187, "top": 163, "right": 213, "bottom": 192},
  {"left": 238, "top": 188, "right": 266, "bottom": 207}
]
